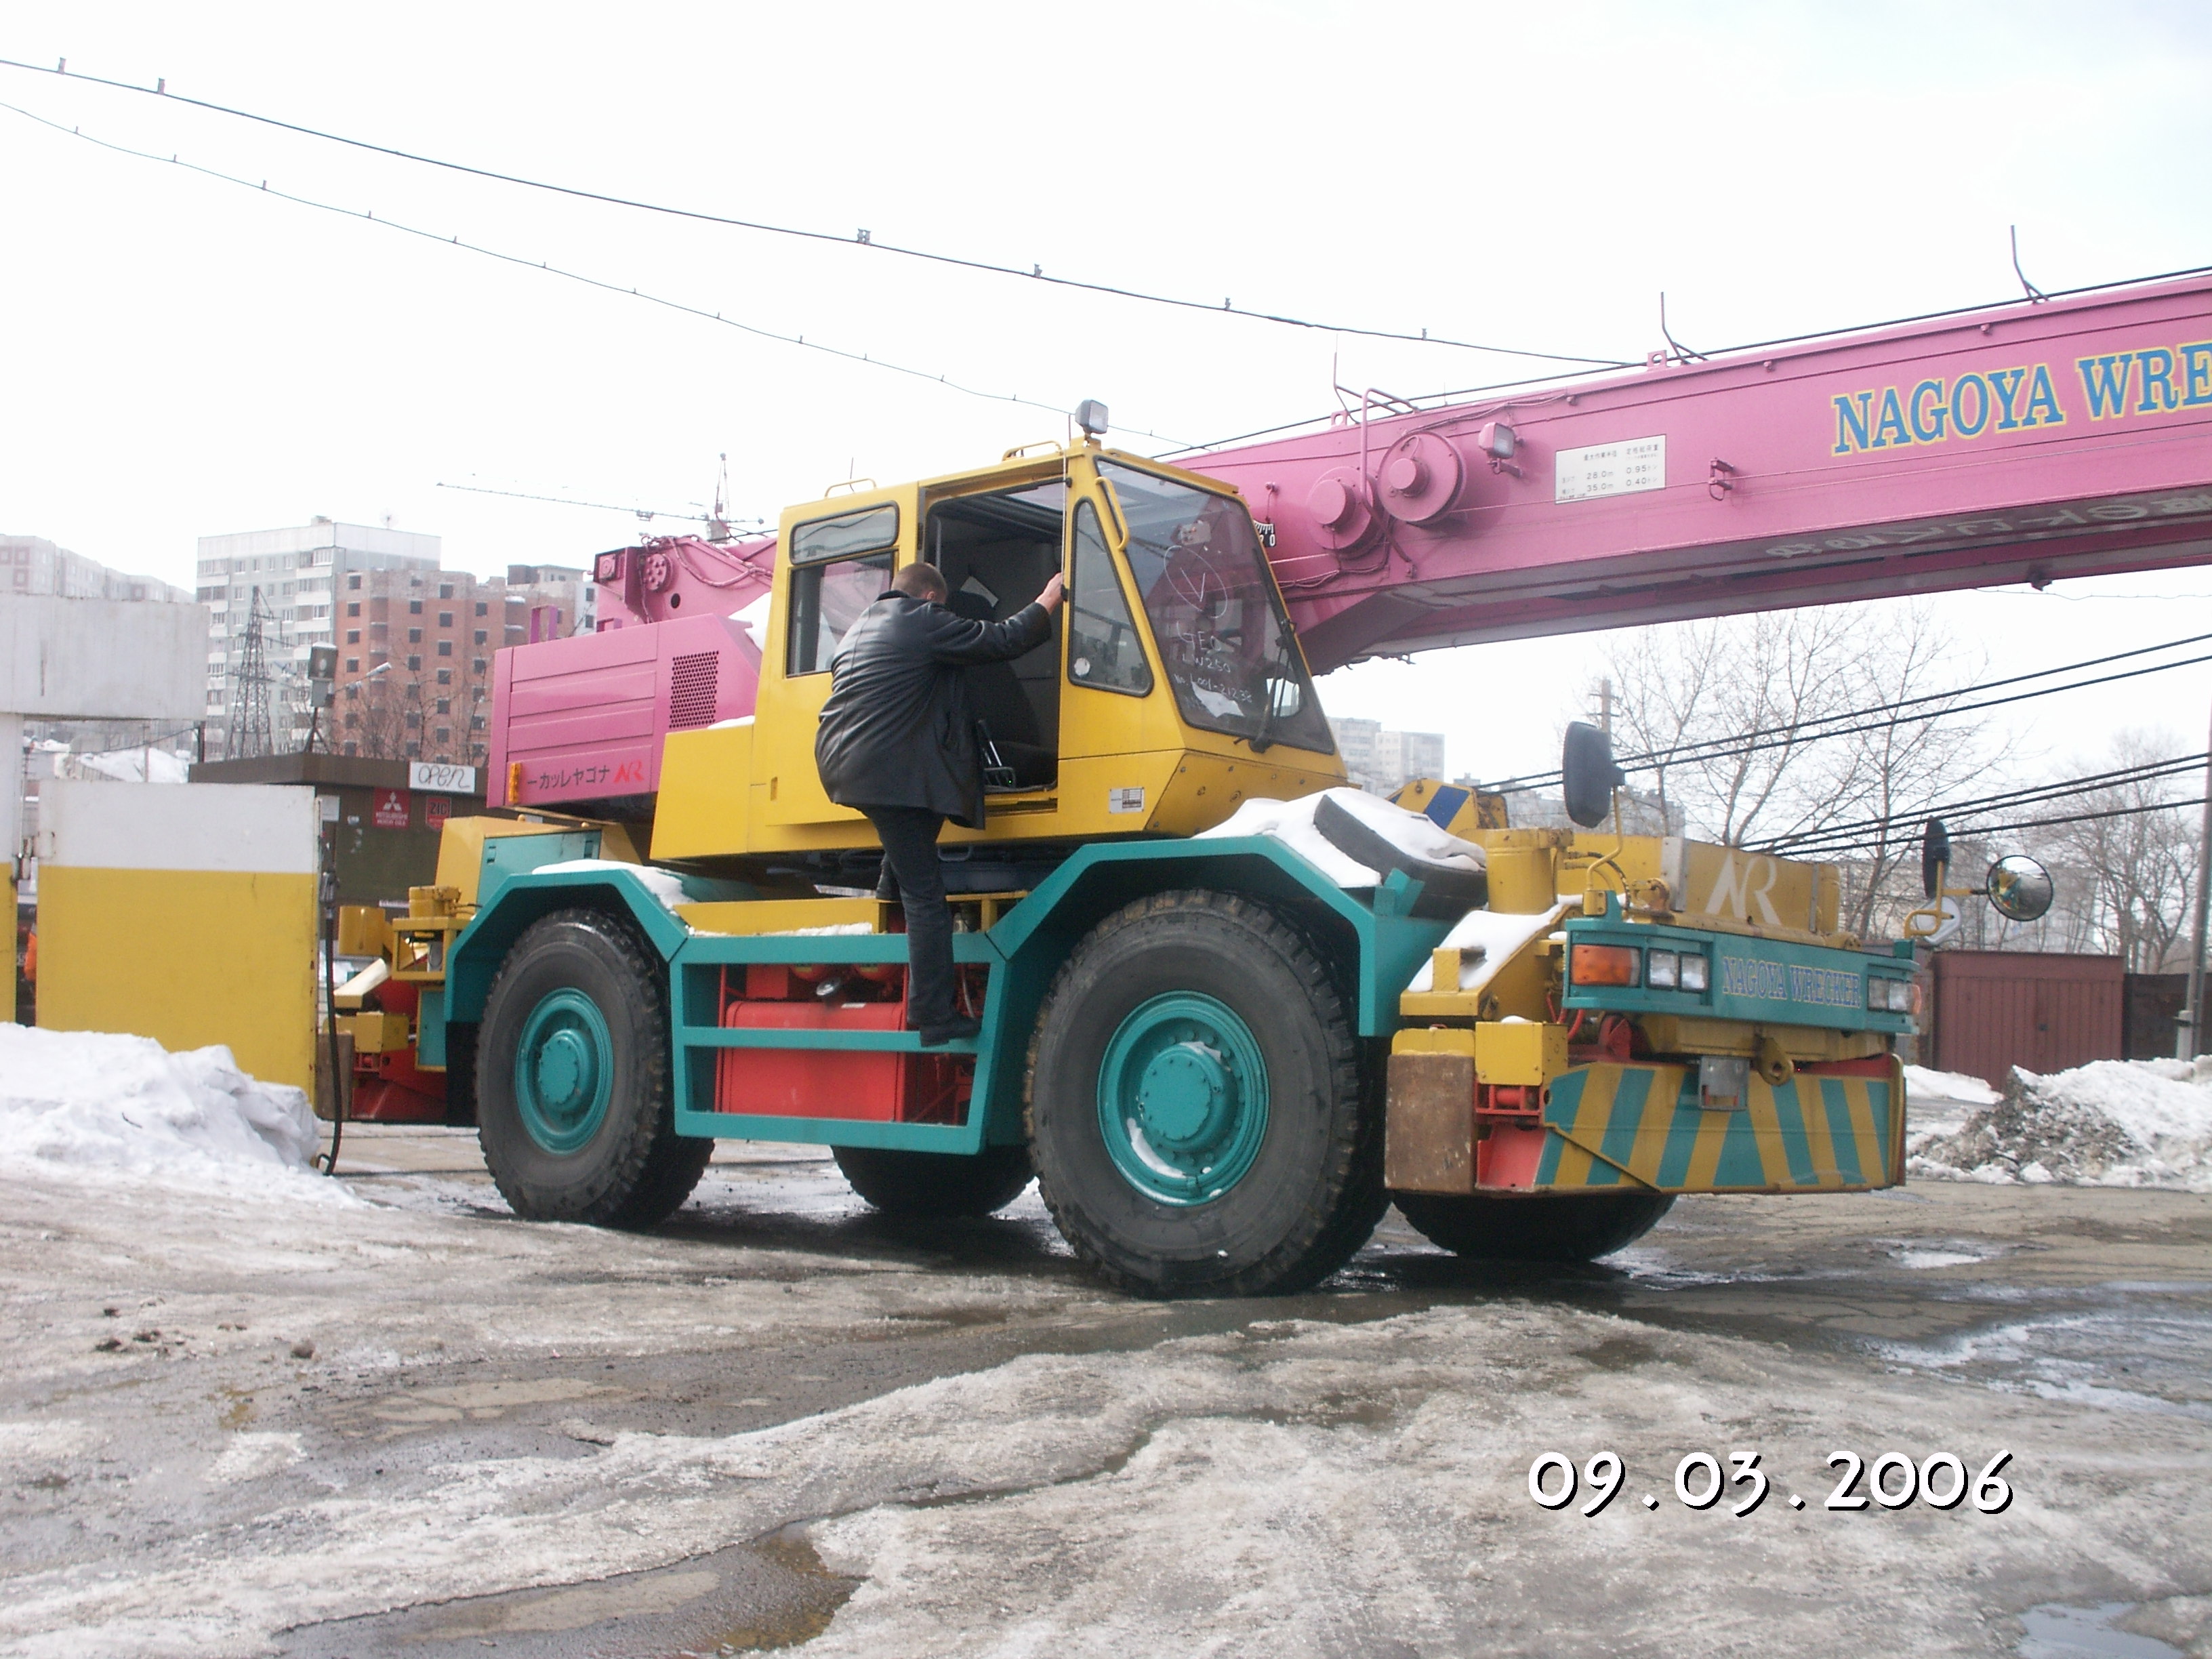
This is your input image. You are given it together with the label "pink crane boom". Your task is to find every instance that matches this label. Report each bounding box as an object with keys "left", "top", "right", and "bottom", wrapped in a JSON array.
[
  {"left": 487, "top": 270, "right": 2212, "bottom": 809},
  {"left": 1200, "top": 270, "right": 2212, "bottom": 673}
]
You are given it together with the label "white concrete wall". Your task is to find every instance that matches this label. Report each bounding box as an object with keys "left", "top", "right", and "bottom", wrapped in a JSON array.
[
  {"left": 37, "top": 779, "right": 319, "bottom": 873},
  {"left": 0, "top": 594, "right": 208, "bottom": 720}
]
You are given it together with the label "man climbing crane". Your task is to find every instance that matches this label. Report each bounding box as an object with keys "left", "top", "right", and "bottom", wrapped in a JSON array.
[{"left": 813, "top": 560, "right": 1064, "bottom": 1045}]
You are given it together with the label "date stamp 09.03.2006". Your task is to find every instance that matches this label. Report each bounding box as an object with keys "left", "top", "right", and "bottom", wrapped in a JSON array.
[{"left": 1528, "top": 1450, "right": 2015, "bottom": 1518}]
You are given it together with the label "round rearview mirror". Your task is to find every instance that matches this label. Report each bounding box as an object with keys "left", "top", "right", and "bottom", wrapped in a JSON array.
[
  {"left": 1985, "top": 855, "right": 2054, "bottom": 923},
  {"left": 1921, "top": 817, "right": 1952, "bottom": 899}
]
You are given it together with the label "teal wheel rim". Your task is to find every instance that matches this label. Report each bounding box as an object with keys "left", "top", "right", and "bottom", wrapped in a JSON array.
[
  {"left": 1097, "top": 992, "right": 1269, "bottom": 1206},
  {"left": 512, "top": 988, "right": 614, "bottom": 1155}
]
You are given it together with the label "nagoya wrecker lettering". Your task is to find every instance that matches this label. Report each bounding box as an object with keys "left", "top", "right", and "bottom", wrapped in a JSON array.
[
  {"left": 1717, "top": 957, "right": 1860, "bottom": 1009},
  {"left": 1830, "top": 340, "right": 2212, "bottom": 455}
]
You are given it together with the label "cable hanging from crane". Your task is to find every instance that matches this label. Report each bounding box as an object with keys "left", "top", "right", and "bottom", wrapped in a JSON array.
[
  {"left": 0, "top": 96, "right": 1218, "bottom": 443},
  {"left": 0, "top": 55, "right": 1632, "bottom": 369}
]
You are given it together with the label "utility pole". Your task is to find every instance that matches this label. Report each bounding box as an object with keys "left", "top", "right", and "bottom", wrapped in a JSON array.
[
  {"left": 1597, "top": 677, "right": 1613, "bottom": 736},
  {"left": 2182, "top": 696, "right": 2212, "bottom": 1059}
]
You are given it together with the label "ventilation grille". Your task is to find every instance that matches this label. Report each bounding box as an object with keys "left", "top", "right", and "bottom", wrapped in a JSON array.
[{"left": 668, "top": 651, "right": 720, "bottom": 730}]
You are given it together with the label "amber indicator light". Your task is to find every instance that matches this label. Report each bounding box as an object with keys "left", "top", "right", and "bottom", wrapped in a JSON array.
[{"left": 1570, "top": 943, "right": 1640, "bottom": 987}]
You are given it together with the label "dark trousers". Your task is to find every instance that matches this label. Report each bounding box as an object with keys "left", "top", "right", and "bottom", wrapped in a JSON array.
[{"left": 859, "top": 805, "right": 957, "bottom": 1029}]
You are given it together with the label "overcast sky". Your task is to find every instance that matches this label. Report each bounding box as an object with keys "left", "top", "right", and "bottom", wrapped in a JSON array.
[{"left": 5, "top": 1, "right": 2211, "bottom": 790}]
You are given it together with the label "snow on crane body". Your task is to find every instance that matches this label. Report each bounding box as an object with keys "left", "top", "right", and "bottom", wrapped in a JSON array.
[{"left": 332, "top": 277, "right": 2200, "bottom": 1296}]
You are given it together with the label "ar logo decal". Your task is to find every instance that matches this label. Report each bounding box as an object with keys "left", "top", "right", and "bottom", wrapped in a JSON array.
[{"left": 1704, "top": 853, "right": 1783, "bottom": 927}]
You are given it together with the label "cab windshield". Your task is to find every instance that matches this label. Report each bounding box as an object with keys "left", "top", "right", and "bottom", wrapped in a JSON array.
[{"left": 1099, "top": 460, "right": 1333, "bottom": 754}]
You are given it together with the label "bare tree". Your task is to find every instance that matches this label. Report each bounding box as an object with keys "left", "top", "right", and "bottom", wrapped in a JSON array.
[
  {"left": 1601, "top": 603, "right": 1993, "bottom": 924},
  {"left": 2024, "top": 729, "right": 2200, "bottom": 971},
  {"left": 346, "top": 674, "right": 438, "bottom": 761}
]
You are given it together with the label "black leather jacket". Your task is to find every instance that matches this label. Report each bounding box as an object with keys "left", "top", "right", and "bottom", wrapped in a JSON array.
[{"left": 814, "top": 590, "right": 1052, "bottom": 827}]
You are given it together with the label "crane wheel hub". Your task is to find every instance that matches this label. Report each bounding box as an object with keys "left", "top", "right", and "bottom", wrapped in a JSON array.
[
  {"left": 514, "top": 989, "right": 614, "bottom": 1154},
  {"left": 1099, "top": 994, "right": 1269, "bottom": 1206}
]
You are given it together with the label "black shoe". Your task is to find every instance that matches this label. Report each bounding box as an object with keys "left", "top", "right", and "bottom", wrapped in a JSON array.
[{"left": 916, "top": 1017, "right": 981, "bottom": 1048}]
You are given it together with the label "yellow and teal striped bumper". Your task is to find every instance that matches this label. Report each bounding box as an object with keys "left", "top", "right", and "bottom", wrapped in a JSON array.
[{"left": 1515, "top": 1059, "right": 1905, "bottom": 1194}]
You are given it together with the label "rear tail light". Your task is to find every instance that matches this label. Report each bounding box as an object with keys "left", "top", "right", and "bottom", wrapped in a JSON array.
[{"left": 1570, "top": 944, "right": 1640, "bottom": 987}]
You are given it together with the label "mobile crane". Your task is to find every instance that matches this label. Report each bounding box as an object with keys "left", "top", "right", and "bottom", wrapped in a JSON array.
[{"left": 331, "top": 270, "right": 2211, "bottom": 1296}]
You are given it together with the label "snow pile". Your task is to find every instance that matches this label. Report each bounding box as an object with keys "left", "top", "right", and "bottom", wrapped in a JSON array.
[
  {"left": 66, "top": 747, "right": 190, "bottom": 784},
  {"left": 1910, "top": 1056, "right": 2212, "bottom": 1191},
  {"left": 1196, "top": 787, "right": 1486, "bottom": 888},
  {"left": 1904, "top": 1065, "right": 2003, "bottom": 1107},
  {"left": 0, "top": 1025, "right": 331, "bottom": 1194}
]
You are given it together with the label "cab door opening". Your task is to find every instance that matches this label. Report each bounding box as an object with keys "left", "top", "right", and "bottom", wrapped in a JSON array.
[{"left": 922, "top": 480, "right": 1065, "bottom": 792}]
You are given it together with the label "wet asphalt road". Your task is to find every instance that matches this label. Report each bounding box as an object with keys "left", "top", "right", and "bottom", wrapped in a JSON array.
[{"left": 2, "top": 1128, "right": 2208, "bottom": 1658}]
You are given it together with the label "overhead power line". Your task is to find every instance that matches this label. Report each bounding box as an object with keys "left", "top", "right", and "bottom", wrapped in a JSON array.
[
  {"left": 1475, "top": 632, "right": 2212, "bottom": 794},
  {"left": 0, "top": 98, "right": 1212, "bottom": 441},
  {"left": 1790, "top": 795, "right": 2208, "bottom": 861},
  {"left": 434, "top": 479, "right": 760, "bottom": 527},
  {"left": 1754, "top": 754, "right": 2210, "bottom": 858},
  {"left": 0, "top": 56, "right": 1631, "bottom": 370},
  {"left": 1638, "top": 631, "right": 2212, "bottom": 769}
]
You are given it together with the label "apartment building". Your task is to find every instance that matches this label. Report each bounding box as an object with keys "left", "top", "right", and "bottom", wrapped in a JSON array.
[
  {"left": 333, "top": 562, "right": 593, "bottom": 764},
  {"left": 196, "top": 519, "right": 440, "bottom": 754},
  {"left": 1326, "top": 717, "right": 1448, "bottom": 794},
  {"left": 2, "top": 535, "right": 192, "bottom": 603}
]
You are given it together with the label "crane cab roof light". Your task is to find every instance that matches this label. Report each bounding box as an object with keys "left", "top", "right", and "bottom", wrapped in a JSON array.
[{"left": 1075, "top": 398, "right": 1109, "bottom": 439}]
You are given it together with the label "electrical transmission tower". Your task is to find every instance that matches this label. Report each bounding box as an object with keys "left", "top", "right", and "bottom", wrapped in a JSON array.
[{"left": 228, "top": 588, "right": 277, "bottom": 759}]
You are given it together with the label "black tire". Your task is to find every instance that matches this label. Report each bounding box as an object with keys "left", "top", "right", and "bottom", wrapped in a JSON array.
[
  {"left": 441, "top": 1021, "right": 478, "bottom": 1128},
  {"left": 833, "top": 1145, "right": 1035, "bottom": 1216},
  {"left": 1395, "top": 1190, "right": 1675, "bottom": 1263},
  {"left": 477, "top": 907, "right": 711, "bottom": 1228},
  {"left": 1026, "top": 889, "right": 1378, "bottom": 1298}
]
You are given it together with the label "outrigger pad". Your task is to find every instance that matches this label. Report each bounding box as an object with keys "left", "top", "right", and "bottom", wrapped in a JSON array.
[{"left": 1313, "top": 794, "right": 1489, "bottom": 920}]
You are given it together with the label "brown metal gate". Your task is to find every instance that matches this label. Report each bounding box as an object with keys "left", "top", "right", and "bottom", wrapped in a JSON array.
[{"left": 1929, "top": 951, "right": 2124, "bottom": 1086}]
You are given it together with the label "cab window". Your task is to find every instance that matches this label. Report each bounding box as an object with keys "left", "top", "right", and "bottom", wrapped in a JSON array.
[
  {"left": 785, "top": 503, "right": 901, "bottom": 676},
  {"left": 787, "top": 553, "right": 891, "bottom": 675},
  {"left": 1066, "top": 499, "right": 1150, "bottom": 695},
  {"left": 1099, "top": 460, "right": 1332, "bottom": 752}
]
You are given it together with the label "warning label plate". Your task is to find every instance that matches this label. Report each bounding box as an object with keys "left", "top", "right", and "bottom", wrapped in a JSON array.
[{"left": 1555, "top": 436, "right": 1666, "bottom": 504}]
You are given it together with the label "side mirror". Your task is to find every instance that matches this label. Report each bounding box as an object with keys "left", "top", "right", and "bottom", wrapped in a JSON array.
[
  {"left": 1561, "top": 721, "right": 1626, "bottom": 829},
  {"left": 1921, "top": 817, "right": 1952, "bottom": 899},
  {"left": 1985, "top": 855, "right": 2054, "bottom": 923}
]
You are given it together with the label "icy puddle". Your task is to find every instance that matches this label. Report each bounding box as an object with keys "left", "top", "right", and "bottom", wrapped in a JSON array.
[
  {"left": 1872, "top": 1296, "right": 2212, "bottom": 1420},
  {"left": 2020, "top": 1601, "right": 2187, "bottom": 1658}
]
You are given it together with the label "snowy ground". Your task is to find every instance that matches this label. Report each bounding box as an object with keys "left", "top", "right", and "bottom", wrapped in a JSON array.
[{"left": 3, "top": 1042, "right": 2211, "bottom": 1656}]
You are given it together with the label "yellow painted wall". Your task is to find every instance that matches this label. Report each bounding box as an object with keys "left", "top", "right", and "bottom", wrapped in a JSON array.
[{"left": 37, "top": 866, "right": 319, "bottom": 1091}]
